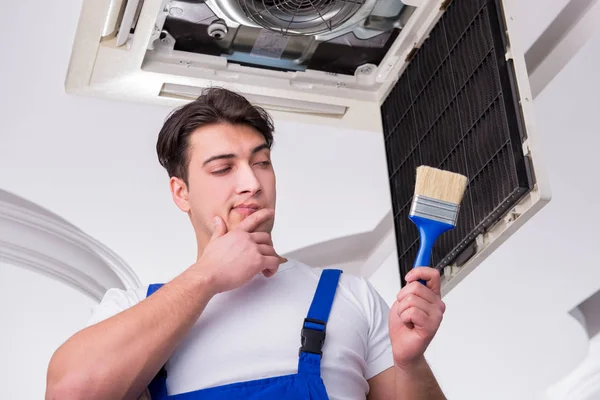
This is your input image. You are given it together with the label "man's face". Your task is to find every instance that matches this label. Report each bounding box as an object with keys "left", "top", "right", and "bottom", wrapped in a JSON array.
[{"left": 171, "top": 123, "right": 276, "bottom": 246}]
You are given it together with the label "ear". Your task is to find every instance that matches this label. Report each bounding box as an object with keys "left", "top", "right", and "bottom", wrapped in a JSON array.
[{"left": 170, "top": 177, "right": 190, "bottom": 213}]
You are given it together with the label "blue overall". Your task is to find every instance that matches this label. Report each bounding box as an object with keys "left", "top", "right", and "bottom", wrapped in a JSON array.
[{"left": 145, "top": 269, "right": 343, "bottom": 400}]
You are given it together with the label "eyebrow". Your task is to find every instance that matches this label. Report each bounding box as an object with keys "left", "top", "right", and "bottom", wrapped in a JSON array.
[{"left": 202, "top": 143, "right": 270, "bottom": 166}]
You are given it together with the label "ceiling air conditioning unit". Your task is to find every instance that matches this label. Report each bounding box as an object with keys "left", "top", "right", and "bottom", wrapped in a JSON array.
[{"left": 66, "top": 0, "right": 550, "bottom": 294}]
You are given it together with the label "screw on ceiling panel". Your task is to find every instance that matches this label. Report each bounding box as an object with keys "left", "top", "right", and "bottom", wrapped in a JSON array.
[
  {"left": 169, "top": 6, "right": 183, "bottom": 17},
  {"left": 208, "top": 19, "right": 228, "bottom": 40}
]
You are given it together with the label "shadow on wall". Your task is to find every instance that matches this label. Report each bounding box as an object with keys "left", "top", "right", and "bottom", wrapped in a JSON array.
[{"left": 283, "top": 209, "right": 394, "bottom": 276}]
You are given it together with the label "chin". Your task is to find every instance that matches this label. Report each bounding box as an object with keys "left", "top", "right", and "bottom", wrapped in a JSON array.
[{"left": 225, "top": 215, "right": 246, "bottom": 232}]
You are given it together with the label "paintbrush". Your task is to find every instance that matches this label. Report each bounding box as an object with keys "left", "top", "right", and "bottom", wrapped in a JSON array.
[{"left": 409, "top": 166, "right": 468, "bottom": 282}]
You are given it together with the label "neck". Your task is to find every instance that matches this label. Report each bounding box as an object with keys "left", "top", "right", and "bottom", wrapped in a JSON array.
[{"left": 196, "top": 247, "right": 205, "bottom": 263}]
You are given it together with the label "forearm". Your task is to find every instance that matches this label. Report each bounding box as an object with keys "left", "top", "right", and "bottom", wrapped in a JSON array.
[
  {"left": 46, "top": 269, "right": 215, "bottom": 400},
  {"left": 395, "top": 356, "right": 446, "bottom": 400}
]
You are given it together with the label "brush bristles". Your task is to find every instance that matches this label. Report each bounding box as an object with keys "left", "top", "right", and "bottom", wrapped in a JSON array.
[{"left": 414, "top": 166, "right": 468, "bottom": 205}]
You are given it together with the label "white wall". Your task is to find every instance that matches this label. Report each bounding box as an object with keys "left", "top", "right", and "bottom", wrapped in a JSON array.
[
  {"left": 368, "top": 251, "right": 401, "bottom": 305},
  {"left": 0, "top": 262, "right": 95, "bottom": 399}
]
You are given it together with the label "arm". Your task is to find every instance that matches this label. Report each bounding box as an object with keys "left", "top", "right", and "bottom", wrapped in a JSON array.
[
  {"left": 368, "top": 358, "right": 445, "bottom": 400},
  {"left": 367, "top": 268, "right": 446, "bottom": 400},
  {"left": 46, "top": 270, "right": 215, "bottom": 400},
  {"left": 46, "top": 210, "right": 281, "bottom": 400},
  {"left": 394, "top": 356, "right": 445, "bottom": 399}
]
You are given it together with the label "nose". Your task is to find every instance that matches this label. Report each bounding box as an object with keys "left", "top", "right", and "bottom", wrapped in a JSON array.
[{"left": 236, "top": 164, "right": 261, "bottom": 195}]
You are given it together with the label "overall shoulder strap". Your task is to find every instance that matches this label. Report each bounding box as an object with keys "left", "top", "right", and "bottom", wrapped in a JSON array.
[
  {"left": 298, "top": 269, "right": 343, "bottom": 375},
  {"left": 304, "top": 269, "right": 342, "bottom": 333},
  {"left": 147, "top": 283, "right": 164, "bottom": 297}
]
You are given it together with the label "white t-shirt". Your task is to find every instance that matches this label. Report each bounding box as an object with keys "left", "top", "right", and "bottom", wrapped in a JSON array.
[{"left": 87, "top": 259, "right": 394, "bottom": 399}]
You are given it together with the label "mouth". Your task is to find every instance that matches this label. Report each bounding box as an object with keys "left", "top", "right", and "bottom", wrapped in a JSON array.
[{"left": 232, "top": 203, "right": 261, "bottom": 217}]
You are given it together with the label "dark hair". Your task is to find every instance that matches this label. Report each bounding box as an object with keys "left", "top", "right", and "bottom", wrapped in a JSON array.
[{"left": 156, "top": 87, "right": 274, "bottom": 184}]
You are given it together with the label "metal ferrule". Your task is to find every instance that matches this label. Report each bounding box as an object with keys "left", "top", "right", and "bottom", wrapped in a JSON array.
[{"left": 409, "top": 195, "right": 460, "bottom": 226}]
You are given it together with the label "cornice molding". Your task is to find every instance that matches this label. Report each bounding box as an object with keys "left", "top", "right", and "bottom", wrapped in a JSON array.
[{"left": 0, "top": 190, "right": 141, "bottom": 301}]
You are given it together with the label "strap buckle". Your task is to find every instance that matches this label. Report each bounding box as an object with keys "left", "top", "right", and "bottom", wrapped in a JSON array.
[{"left": 299, "top": 318, "right": 327, "bottom": 355}]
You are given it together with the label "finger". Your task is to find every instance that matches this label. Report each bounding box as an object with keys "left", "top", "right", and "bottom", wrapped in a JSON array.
[
  {"left": 397, "top": 281, "right": 440, "bottom": 306},
  {"left": 209, "top": 216, "right": 227, "bottom": 242},
  {"left": 250, "top": 233, "right": 286, "bottom": 263},
  {"left": 405, "top": 267, "right": 442, "bottom": 296},
  {"left": 277, "top": 255, "right": 288, "bottom": 264},
  {"left": 262, "top": 269, "right": 274, "bottom": 278},
  {"left": 260, "top": 256, "right": 280, "bottom": 277},
  {"left": 258, "top": 244, "right": 276, "bottom": 257},
  {"left": 397, "top": 282, "right": 446, "bottom": 315},
  {"left": 396, "top": 294, "right": 435, "bottom": 318},
  {"left": 237, "top": 208, "right": 275, "bottom": 233},
  {"left": 400, "top": 307, "right": 428, "bottom": 329},
  {"left": 250, "top": 232, "right": 273, "bottom": 246}
]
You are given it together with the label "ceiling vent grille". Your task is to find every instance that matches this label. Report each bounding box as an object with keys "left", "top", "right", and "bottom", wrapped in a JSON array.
[{"left": 238, "top": 0, "right": 366, "bottom": 35}]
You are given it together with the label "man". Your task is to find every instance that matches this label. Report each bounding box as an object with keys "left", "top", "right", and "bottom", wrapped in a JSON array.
[{"left": 46, "top": 88, "right": 446, "bottom": 399}]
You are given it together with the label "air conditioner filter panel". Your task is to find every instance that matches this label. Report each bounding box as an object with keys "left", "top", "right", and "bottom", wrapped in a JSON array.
[{"left": 381, "top": 0, "right": 533, "bottom": 286}]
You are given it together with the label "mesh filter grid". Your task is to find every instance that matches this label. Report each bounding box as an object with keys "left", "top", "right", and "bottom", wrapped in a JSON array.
[
  {"left": 407, "top": 22, "right": 450, "bottom": 97},
  {"left": 382, "top": 0, "right": 532, "bottom": 285},
  {"left": 394, "top": 74, "right": 414, "bottom": 121},
  {"left": 419, "top": 103, "right": 463, "bottom": 169},
  {"left": 433, "top": 145, "right": 475, "bottom": 265},
  {"left": 456, "top": 53, "right": 502, "bottom": 134},
  {"left": 469, "top": 145, "right": 518, "bottom": 224},
  {"left": 432, "top": 184, "right": 475, "bottom": 266},
  {"left": 449, "top": 10, "right": 495, "bottom": 89},
  {"left": 463, "top": 98, "right": 511, "bottom": 176},
  {"left": 390, "top": 148, "right": 422, "bottom": 212},
  {"left": 389, "top": 110, "right": 419, "bottom": 170},
  {"left": 412, "top": 58, "right": 457, "bottom": 135},
  {"left": 443, "top": 0, "right": 488, "bottom": 49},
  {"left": 396, "top": 204, "right": 418, "bottom": 252},
  {"left": 398, "top": 240, "right": 420, "bottom": 276}
]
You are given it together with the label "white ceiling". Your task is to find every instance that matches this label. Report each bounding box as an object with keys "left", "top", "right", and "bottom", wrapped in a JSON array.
[{"left": 2, "top": 0, "right": 600, "bottom": 399}]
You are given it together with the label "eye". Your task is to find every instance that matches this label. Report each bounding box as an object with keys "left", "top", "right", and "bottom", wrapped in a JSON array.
[
  {"left": 211, "top": 167, "right": 231, "bottom": 175},
  {"left": 255, "top": 161, "right": 271, "bottom": 167}
]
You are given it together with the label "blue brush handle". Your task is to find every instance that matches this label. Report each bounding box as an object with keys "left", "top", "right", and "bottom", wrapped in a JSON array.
[{"left": 409, "top": 215, "right": 455, "bottom": 285}]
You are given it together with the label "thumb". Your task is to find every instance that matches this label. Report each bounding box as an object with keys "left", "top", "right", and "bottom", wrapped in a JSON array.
[{"left": 210, "top": 216, "right": 227, "bottom": 241}]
